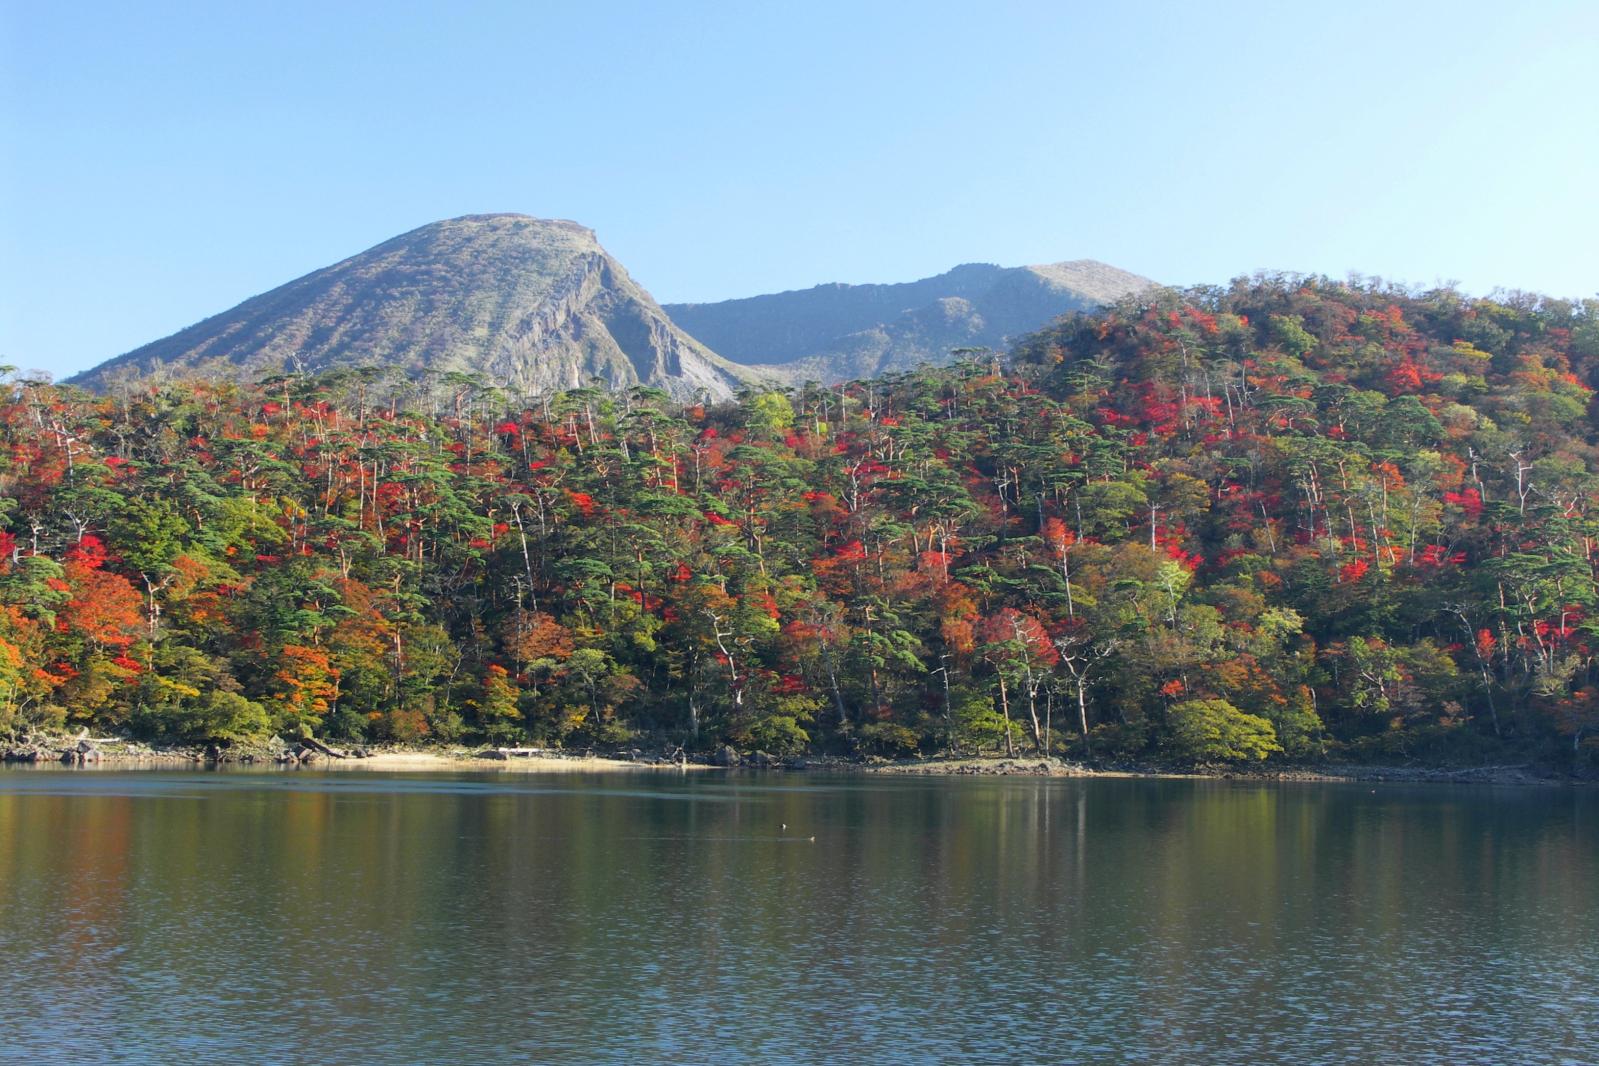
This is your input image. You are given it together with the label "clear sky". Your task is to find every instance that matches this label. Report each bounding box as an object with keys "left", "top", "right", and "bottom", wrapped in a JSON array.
[{"left": 3, "top": 0, "right": 1596, "bottom": 379}]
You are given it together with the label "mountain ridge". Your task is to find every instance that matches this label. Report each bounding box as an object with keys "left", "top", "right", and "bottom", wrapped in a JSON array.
[{"left": 664, "top": 258, "right": 1154, "bottom": 382}]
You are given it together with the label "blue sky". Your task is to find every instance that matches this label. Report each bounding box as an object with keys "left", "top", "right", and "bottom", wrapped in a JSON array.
[{"left": 3, "top": 0, "right": 1596, "bottom": 379}]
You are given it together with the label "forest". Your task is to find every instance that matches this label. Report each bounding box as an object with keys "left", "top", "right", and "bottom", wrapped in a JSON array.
[{"left": 2, "top": 275, "right": 1597, "bottom": 771}]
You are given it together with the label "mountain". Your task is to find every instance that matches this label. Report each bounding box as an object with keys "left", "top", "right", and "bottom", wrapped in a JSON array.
[
  {"left": 70, "top": 215, "right": 1153, "bottom": 395},
  {"left": 70, "top": 214, "right": 758, "bottom": 401},
  {"left": 664, "top": 259, "right": 1155, "bottom": 383}
]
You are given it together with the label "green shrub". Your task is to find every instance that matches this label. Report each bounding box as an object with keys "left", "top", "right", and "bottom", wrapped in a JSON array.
[{"left": 1166, "top": 699, "right": 1282, "bottom": 763}]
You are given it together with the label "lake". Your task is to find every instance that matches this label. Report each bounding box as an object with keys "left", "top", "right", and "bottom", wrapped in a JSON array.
[{"left": 0, "top": 770, "right": 1593, "bottom": 1064}]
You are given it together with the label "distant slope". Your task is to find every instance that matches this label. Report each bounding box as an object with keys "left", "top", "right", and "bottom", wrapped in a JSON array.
[
  {"left": 71, "top": 214, "right": 758, "bottom": 401},
  {"left": 665, "top": 260, "right": 1154, "bottom": 383}
]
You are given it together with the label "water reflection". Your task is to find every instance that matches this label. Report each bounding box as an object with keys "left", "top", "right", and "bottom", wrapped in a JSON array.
[{"left": 0, "top": 772, "right": 1593, "bottom": 1063}]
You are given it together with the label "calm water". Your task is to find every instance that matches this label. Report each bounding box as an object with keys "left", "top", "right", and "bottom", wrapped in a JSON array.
[{"left": 0, "top": 770, "right": 1593, "bottom": 1064}]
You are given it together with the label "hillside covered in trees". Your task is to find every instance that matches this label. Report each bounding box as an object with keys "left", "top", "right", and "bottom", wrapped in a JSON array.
[{"left": 3, "top": 276, "right": 1598, "bottom": 772}]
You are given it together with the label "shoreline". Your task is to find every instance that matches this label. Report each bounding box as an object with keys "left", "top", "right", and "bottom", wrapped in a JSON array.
[
  {"left": 0, "top": 740, "right": 713, "bottom": 775},
  {"left": 864, "top": 756, "right": 1577, "bottom": 786},
  {"left": 0, "top": 737, "right": 1584, "bottom": 785}
]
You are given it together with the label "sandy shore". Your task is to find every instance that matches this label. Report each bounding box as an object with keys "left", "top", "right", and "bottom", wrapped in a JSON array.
[{"left": 318, "top": 751, "right": 710, "bottom": 773}]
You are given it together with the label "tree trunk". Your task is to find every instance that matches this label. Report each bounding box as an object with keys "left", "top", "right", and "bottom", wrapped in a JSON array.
[
  {"left": 1077, "top": 681, "right": 1092, "bottom": 756},
  {"left": 996, "top": 674, "right": 1015, "bottom": 757},
  {"left": 1025, "top": 684, "right": 1045, "bottom": 755}
]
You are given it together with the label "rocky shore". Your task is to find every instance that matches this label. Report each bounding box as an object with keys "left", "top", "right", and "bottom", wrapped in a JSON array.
[{"left": 864, "top": 756, "right": 1573, "bottom": 785}]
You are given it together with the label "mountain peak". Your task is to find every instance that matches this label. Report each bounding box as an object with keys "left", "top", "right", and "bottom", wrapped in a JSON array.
[
  {"left": 413, "top": 213, "right": 596, "bottom": 235},
  {"left": 71, "top": 216, "right": 754, "bottom": 399}
]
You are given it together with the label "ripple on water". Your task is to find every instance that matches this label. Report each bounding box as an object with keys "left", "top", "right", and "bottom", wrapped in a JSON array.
[{"left": 0, "top": 772, "right": 1593, "bottom": 1064}]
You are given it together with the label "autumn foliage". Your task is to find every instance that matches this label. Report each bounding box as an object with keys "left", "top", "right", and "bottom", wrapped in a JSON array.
[{"left": 0, "top": 275, "right": 1596, "bottom": 771}]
